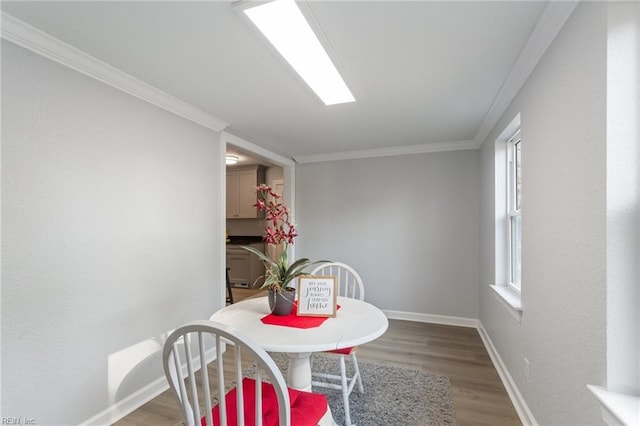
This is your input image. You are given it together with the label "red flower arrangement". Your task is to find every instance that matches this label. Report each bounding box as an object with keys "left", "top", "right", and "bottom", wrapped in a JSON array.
[
  {"left": 242, "top": 184, "right": 323, "bottom": 292},
  {"left": 254, "top": 184, "right": 298, "bottom": 245}
]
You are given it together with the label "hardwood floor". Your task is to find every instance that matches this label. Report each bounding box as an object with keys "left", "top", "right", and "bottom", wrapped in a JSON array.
[
  {"left": 356, "top": 320, "right": 521, "bottom": 426},
  {"left": 115, "top": 289, "right": 521, "bottom": 426}
]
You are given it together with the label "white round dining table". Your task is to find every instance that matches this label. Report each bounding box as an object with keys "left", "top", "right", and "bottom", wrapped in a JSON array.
[{"left": 209, "top": 296, "right": 389, "bottom": 391}]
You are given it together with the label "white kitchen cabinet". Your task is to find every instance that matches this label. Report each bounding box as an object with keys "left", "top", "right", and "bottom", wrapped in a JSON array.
[
  {"left": 226, "top": 243, "right": 266, "bottom": 288},
  {"left": 226, "top": 165, "right": 266, "bottom": 219}
]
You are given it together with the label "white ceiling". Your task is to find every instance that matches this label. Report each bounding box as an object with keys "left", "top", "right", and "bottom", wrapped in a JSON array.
[{"left": 2, "top": 1, "right": 553, "bottom": 161}]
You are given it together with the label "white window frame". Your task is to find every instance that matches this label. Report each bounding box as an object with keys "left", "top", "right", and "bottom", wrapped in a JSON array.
[
  {"left": 490, "top": 114, "right": 523, "bottom": 321},
  {"left": 507, "top": 131, "right": 522, "bottom": 291}
]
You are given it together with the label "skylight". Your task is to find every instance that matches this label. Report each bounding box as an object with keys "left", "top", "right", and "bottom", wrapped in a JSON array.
[{"left": 243, "top": 0, "right": 355, "bottom": 106}]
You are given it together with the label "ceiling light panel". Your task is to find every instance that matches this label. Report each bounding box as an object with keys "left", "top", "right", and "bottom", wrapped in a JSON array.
[{"left": 242, "top": 0, "right": 355, "bottom": 106}]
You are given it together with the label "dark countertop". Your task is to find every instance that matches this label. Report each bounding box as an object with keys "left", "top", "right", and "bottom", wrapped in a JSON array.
[{"left": 226, "top": 235, "right": 264, "bottom": 245}]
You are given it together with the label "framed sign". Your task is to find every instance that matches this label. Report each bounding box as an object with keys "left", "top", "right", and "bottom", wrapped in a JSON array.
[{"left": 297, "top": 275, "right": 338, "bottom": 317}]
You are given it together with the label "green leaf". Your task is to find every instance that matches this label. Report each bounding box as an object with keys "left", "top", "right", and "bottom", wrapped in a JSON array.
[
  {"left": 242, "top": 245, "right": 330, "bottom": 291},
  {"left": 242, "top": 246, "right": 275, "bottom": 267}
]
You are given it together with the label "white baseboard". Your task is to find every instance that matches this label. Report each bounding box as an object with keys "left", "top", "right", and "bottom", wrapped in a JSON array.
[
  {"left": 81, "top": 315, "right": 535, "bottom": 426},
  {"left": 383, "top": 309, "right": 479, "bottom": 328},
  {"left": 80, "top": 345, "right": 220, "bottom": 425},
  {"left": 383, "top": 309, "right": 536, "bottom": 426},
  {"left": 477, "top": 322, "right": 538, "bottom": 426},
  {"left": 79, "top": 377, "right": 169, "bottom": 426}
]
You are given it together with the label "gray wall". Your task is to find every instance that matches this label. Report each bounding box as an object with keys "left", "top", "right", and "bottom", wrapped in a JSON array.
[
  {"left": 2, "top": 41, "right": 224, "bottom": 423},
  {"left": 296, "top": 150, "right": 480, "bottom": 318},
  {"left": 479, "top": 3, "right": 607, "bottom": 425},
  {"left": 2, "top": 2, "right": 631, "bottom": 424}
]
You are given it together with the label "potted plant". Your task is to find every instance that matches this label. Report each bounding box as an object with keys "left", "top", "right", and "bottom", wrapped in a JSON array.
[{"left": 242, "top": 184, "right": 325, "bottom": 315}]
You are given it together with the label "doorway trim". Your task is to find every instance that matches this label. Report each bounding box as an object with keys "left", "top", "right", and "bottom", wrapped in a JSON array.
[{"left": 220, "top": 131, "right": 297, "bottom": 305}]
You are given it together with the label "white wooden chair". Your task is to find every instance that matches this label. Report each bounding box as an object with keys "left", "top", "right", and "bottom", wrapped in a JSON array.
[
  {"left": 162, "top": 320, "right": 333, "bottom": 426},
  {"left": 309, "top": 262, "right": 365, "bottom": 426}
]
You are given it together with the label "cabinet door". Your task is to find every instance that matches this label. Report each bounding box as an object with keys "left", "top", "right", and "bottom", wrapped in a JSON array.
[
  {"left": 248, "top": 243, "right": 266, "bottom": 288},
  {"left": 227, "top": 251, "right": 251, "bottom": 286},
  {"left": 236, "top": 169, "right": 259, "bottom": 218},
  {"left": 226, "top": 172, "right": 239, "bottom": 219}
]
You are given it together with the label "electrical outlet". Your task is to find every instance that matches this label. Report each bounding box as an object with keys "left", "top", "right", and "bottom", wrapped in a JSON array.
[{"left": 524, "top": 357, "right": 530, "bottom": 383}]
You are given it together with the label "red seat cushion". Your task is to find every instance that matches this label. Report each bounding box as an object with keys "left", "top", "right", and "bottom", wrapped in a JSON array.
[
  {"left": 326, "top": 346, "right": 356, "bottom": 355},
  {"left": 207, "top": 378, "right": 327, "bottom": 426}
]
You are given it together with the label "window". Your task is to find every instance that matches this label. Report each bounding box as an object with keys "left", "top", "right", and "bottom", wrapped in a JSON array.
[
  {"left": 491, "top": 114, "right": 522, "bottom": 320},
  {"left": 507, "top": 132, "right": 522, "bottom": 289}
]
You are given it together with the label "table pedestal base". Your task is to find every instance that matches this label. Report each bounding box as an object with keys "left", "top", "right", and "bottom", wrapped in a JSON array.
[
  {"left": 286, "top": 352, "right": 312, "bottom": 391},
  {"left": 286, "top": 353, "right": 336, "bottom": 424}
]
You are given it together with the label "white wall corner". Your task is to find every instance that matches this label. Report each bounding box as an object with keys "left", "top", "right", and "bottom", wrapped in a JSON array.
[
  {"left": 605, "top": 0, "right": 640, "bottom": 397},
  {"left": 218, "top": 132, "right": 228, "bottom": 312}
]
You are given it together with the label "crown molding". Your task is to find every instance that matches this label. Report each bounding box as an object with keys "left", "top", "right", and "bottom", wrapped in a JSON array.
[
  {"left": 472, "top": 1, "right": 579, "bottom": 148},
  {"left": 294, "top": 140, "right": 477, "bottom": 164},
  {"left": 1, "top": 12, "right": 228, "bottom": 132}
]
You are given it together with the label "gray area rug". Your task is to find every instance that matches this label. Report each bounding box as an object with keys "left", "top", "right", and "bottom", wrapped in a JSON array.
[
  {"left": 252, "top": 353, "right": 457, "bottom": 426},
  {"left": 174, "top": 353, "right": 456, "bottom": 426}
]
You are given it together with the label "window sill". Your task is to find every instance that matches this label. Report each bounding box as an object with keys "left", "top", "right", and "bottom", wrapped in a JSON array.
[
  {"left": 587, "top": 385, "right": 639, "bottom": 425},
  {"left": 490, "top": 284, "right": 522, "bottom": 322}
]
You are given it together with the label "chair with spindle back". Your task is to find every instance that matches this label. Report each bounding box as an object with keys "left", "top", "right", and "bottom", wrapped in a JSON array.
[
  {"left": 162, "top": 320, "right": 333, "bottom": 426},
  {"left": 309, "top": 262, "right": 365, "bottom": 426},
  {"left": 226, "top": 268, "right": 234, "bottom": 304}
]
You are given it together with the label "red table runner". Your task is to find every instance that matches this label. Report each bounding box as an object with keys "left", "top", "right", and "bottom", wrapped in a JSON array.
[{"left": 261, "top": 302, "right": 340, "bottom": 329}]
